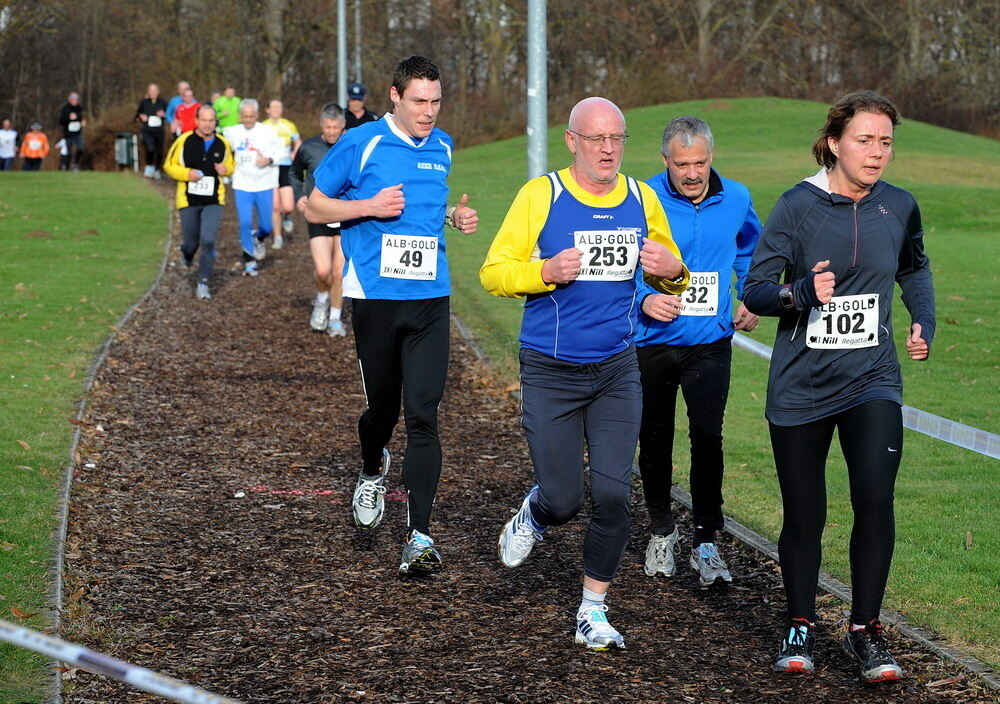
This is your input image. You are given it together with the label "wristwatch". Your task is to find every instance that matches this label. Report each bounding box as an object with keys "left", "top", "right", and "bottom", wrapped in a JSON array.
[{"left": 779, "top": 284, "right": 795, "bottom": 310}]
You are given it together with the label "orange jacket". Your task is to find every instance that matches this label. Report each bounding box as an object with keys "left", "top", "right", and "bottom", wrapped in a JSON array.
[{"left": 20, "top": 131, "right": 50, "bottom": 159}]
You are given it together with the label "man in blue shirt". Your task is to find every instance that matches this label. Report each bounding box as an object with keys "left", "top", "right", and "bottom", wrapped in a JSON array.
[
  {"left": 165, "top": 81, "right": 190, "bottom": 136},
  {"left": 306, "top": 56, "right": 478, "bottom": 576},
  {"left": 637, "top": 116, "right": 762, "bottom": 587}
]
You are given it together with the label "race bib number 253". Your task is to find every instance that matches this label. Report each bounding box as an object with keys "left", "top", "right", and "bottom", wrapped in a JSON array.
[{"left": 574, "top": 230, "right": 639, "bottom": 281}]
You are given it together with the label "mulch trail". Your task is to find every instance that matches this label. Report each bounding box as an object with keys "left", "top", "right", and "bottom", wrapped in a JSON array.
[{"left": 61, "top": 190, "right": 994, "bottom": 703}]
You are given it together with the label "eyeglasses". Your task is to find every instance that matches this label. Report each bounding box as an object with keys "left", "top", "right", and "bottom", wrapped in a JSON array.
[{"left": 569, "top": 131, "right": 629, "bottom": 145}]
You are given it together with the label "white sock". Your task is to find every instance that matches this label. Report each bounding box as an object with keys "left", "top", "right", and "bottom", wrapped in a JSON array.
[
  {"left": 580, "top": 587, "right": 606, "bottom": 611},
  {"left": 316, "top": 291, "right": 329, "bottom": 304},
  {"left": 330, "top": 306, "right": 341, "bottom": 322}
]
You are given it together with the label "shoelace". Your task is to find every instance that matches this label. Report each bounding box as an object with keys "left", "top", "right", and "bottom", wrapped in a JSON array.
[
  {"left": 356, "top": 478, "right": 386, "bottom": 508},
  {"left": 698, "top": 544, "right": 727, "bottom": 569},
  {"left": 511, "top": 522, "right": 544, "bottom": 550},
  {"left": 581, "top": 605, "right": 617, "bottom": 635},
  {"left": 861, "top": 623, "right": 893, "bottom": 660},
  {"left": 651, "top": 535, "right": 676, "bottom": 559}
]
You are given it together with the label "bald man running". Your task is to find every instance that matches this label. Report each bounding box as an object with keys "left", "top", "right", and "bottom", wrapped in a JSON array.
[{"left": 482, "top": 97, "right": 689, "bottom": 650}]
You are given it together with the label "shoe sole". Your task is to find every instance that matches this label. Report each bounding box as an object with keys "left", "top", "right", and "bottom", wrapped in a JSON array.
[
  {"left": 399, "top": 552, "right": 441, "bottom": 576},
  {"left": 574, "top": 633, "right": 625, "bottom": 651},
  {"left": 309, "top": 319, "right": 328, "bottom": 331},
  {"left": 773, "top": 658, "right": 813, "bottom": 673},
  {"left": 842, "top": 642, "right": 903, "bottom": 683}
]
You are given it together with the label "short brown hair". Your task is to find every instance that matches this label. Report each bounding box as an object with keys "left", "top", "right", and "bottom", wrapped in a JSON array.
[
  {"left": 392, "top": 56, "right": 440, "bottom": 97},
  {"left": 812, "top": 91, "right": 901, "bottom": 169}
]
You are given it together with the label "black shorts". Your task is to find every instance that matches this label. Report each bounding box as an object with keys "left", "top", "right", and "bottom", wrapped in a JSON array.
[
  {"left": 308, "top": 222, "right": 341, "bottom": 239},
  {"left": 278, "top": 164, "right": 291, "bottom": 188}
]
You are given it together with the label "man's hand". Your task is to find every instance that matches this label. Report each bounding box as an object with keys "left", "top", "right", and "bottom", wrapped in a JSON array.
[
  {"left": 733, "top": 302, "right": 759, "bottom": 331},
  {"left": 452, "top": 193, "right": 478, "bottom": 234},
  {"left": 212, "top": 162, "right": 227, "bottom": 176},
  {"left": 364, "top": 184, "right": 405, "bottom": 219},
  {"left": 255, "top": 153, "right": 271, "bottom": 167},
  {"left": 296, "top": 196, "right": 308, "bottom": 213},
  {"left": 188, "top": 169, "right": 203, "bottom": 181},
  {"left": 639, "top": 239, "right": 681, "bottom": 279},
  {"left": 643, "top": 294, "right": 683, "bottom": 322},
  {"left": 542, "top": 248, "right": 583, "bottom": 285},
  {"left": 906, "top": 323, "right": 929, "bottom": 360},
  {"left": 139, "top": 114, "right": 148, "bottom": 123},
  {"left": 812, "top": 260, "right": 836, "bottom": 304}
]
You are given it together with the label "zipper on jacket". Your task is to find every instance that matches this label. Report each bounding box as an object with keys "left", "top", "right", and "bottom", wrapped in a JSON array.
[{"left": 852, "top": 201, "right": 859, "bottom": 268}]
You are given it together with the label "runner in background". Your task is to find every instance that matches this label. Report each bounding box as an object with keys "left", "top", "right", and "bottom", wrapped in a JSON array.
[
  {"left": 19, "top": 121, "right": 49, "bottom": 170},
  {"left": 213, "top": 86, "right": 242, "bottom": 131},
  {"left": 345, "top": 82, "right": 378, "bottom": 129},
  {"left": 173, "top": 87, "right": 201, "bottom": 137},
  {"left": 306, "top": 56, "right": 478, "bottom": 575},
  {"left": 289, "top": 102, "right": 347, "bottom": 336},
  {"left": 223, "top": 99, "right": 280, "bottom": 277},
  {"left": 636, "top": 116, "right": 762, "bottom": 587},
  {"left": 482, "top": 97, "right": 688, "bottom": 651},
  {"left": 743, "top": 90, "right": 935, "bottom": 682},
  {"left": 0, "top": 119, "right": 18, "bottom": 170},
  {"left": 57, "top": 92, "right": 86, "bottom": 171},
  {"left": 55, "top": 138, "right": 69, "bottom": 170},
  {"left": 264, "top": 99, "right": 302, "bottom": 248},
  {"left": 135, "top": 83, "right": 168, "bottom": 179},
  {"left": 165, "top": 81, "right": 190, "bottom": 136},
  {"left": 163, "top": 104, "right": 234, "bottom": 300}
]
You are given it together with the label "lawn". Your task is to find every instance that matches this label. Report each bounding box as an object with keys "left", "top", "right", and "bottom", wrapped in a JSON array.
[
  {"left": 0, "top": 172, "right": 167, "bottom": 702},
  {"left": 444, "top": 97, "right": 1000, "bottom": 666}
]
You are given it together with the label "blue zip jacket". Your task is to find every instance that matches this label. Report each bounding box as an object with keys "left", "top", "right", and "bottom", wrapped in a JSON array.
[{"left": 637, "top": 169, "right": 762, "bottom": 346}]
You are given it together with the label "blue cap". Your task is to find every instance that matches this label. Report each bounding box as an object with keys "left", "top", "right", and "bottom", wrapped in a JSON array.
[{"left": 348, "top": 82, "right": 367, "bottom": 99}]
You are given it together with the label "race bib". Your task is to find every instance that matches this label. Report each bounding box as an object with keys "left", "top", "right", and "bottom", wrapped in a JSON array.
[
  {"left": 574, "top": 230, "right": 639, "bottom": 281},
  {"left": 147, "top": 115, "right": 162, "bottom": 128},
  {"left": 68, "top": 121, "right": 81, "bottom": 133},
  {"left": 380, "top": 234, "right": 438, "bottom": 280},
  {"left": 807, "top": 293, "right": 879, "bottom": 349},
  {"left": 187, "top": 176, "right": 215, "bottom": 196},
  {"left": 236, "top": 150, "right": 256, "bottom": 167},
  {"left": 679, "top": 271, "right": 719, "bottom": 316},
  {"left": 28, "top": 139, "right": 42, "bottom": 151}
]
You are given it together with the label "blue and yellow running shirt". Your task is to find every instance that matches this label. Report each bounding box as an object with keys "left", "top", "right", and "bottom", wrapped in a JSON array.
[
  {"left": 481, "top": 169, "right": 688, "bottom": 363},
  {"left": 313, "top": 114, "right": 453, "bottom": 300}
]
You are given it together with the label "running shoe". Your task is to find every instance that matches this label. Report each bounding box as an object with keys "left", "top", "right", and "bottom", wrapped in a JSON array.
[
  {"left": 690, "top": 542, "right": 733, "bottom": 588},
  {"left": 773, "top": 618, "right": 816, "bottom": 673},
  {"left": 180, "top": 248, "right": 194, "bottom": 268},
  {"left": 327, "top": 319, "right": 347, "bottom": 337},
  {"left": 272, "top": 233, "right": 284, "bottom": 250},
  {"left": 252, "top": 230, "right": 267, "bottom": 261},
  {"left": 399, "top": 529, "right": 442, "bottom": 575},
  {"left": 143, "top": 165, "right": 154, "bottom": 178},
  {"left": 842, "top": 621, "right": 904, "bottom": 683},
  {"left": 644, "top": 527, "right": 679, "bottom": 577},
  {"left": 497, "top": 486, "right": 544, "bottom": 568},
  {"left": 243, "top": 260, "right": 259, "bottom": 277},
  {"left": 309, "top": 298, "right": 329, "bottom": 331},
  {"left": 575, "top": 604, "right": 625, "bottom": 651},
  {"left": 352, "top": 449, "right": 390, "bottom": 529},
  {"left": 282, "top": 216, "right": 294, "bottom": 235},
  {"left": 195, "top": 282, "right": 211, "bottom": 300},
  {"left": 153, "top": 169, "right": 163, "bottom": 180}
]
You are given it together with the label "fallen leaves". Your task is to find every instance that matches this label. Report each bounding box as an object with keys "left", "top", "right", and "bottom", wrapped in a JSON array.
[
  {"left": 11, "top": 606, "right": 40, "bottom": 618},
  {"left": 16, "top": 439, "right": 32, "bottom": 451}
]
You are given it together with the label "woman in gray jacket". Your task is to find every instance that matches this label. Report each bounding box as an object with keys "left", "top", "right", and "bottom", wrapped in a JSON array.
[{"left": 743, "top": 90, "right": 935, "bottom": 683}]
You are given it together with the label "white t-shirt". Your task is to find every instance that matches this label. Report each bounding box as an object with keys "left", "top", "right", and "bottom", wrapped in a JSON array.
[
  {"left": 0, "top": 129, "right": 17, "bottom": 159},
  {"left": 222, "top": 123, "right": 281, "bottom": 192}
]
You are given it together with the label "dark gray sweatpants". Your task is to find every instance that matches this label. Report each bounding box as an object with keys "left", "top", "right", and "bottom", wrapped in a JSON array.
[
  {"left": 179, "top": 204, "right": 222, "bottom": 282},
  {"left": 519, "top": 346, "right": 641, "bottom": 582}
]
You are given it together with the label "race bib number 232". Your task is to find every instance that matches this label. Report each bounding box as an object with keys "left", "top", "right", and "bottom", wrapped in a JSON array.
[{"left": 380, "top": 234, "right": 438, "bottom": 280}]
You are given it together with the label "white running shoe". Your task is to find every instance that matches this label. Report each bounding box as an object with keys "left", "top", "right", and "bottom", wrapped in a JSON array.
[
  {"left": 309, "top": 298, "right": 330, "bottom": 331},
  {"left": 398, "top": 529, "right": 442, "bottom": 575},
  {"left": 195, "top": 282, "right": 211, "bottom": 300},
  {"left": 252, "top": 231, "right": 267, "bottom": 261},
  {"left": 575, "top": 604, "right": 625, "bottom": 650},
  {"left": 497, "top": 486, "right": 544, "bottom": 568},
  {"left": 282, "top": 216, "right": 294, "bottom": 235},
  {"left": 690, "top": 542, "right": 733, "bottom": 588},
  {"left": 327, "top": 319, "right": 347, "bottom": 337},
  {"left": 243, "top": 261, "right": 259, "bottom": 277},
  {"left": 352, "top": 449, "right": 390, "bottom": 529},
  {"left": 272, "top": 233, "right": 284, "bottom": 249},
  {"left": 644, "top": 527, "right": 679, "bottom": 577}
]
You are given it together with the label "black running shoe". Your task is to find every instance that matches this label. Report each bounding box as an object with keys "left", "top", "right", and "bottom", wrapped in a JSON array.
[
  {"left": 773, "top": 618, "right": 816, "bottom": 673},
  {"left": 842, "top": 621, "right": 903, "bottom": 683},
  {"left": 398, "top": 529, "right": 441, "bottom": 576}
]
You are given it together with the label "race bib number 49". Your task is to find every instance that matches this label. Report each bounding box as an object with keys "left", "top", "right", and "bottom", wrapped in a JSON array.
[
  {"left": 380, "top": 234, "right": 438, "bottom": 280},
  {"left": 574, "top": 230, "right": 639, "bottom": 281},
  {"left": 680, "top": 271, "right": 719, "bottom": 316},
  {"left": 807, "top": 293, "right": 879, "bottom": 349}
]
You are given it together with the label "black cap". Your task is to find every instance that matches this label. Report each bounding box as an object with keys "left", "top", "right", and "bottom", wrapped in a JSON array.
[{"left": 348, "top": 82, "right": 367, "bottom": 99}]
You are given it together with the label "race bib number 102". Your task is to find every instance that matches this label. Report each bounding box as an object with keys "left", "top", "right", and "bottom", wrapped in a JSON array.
[
  {"left": 380, "top": 234, "right": 438, "bottom": 280},
  {"left": 806, "top": 293, "right": 880, "bottom": 349},
  {"left": 574, "top": 230, "right": 640, "bottom": 281}
]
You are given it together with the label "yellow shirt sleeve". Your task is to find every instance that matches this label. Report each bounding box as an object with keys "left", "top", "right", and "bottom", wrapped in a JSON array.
[
  {"left": 639, "top": 181, "right": 690, "bottom": 295},
  {"left": 480, "top": 176, "right": 558, "bottom": 298},
  {"left": 162, "top": 133, "right": 190, "bottom": 182}
]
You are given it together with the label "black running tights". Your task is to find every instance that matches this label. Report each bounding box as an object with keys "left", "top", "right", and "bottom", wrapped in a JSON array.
[
  {"left": 769, "top": 400, "right": 902, "bottom": 624},
  {"left": 351, "top": 296, "right": 450, "bottom": 535}
]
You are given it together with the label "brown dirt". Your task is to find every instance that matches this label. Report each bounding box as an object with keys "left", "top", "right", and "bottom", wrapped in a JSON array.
[{"left": 60, "top": 190, "right": 996, "bottom": 703}]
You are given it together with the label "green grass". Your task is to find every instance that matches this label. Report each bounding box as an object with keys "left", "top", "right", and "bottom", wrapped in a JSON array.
[
  {"left": 446, "top": 98, "right": 1000, "bottom": 666},
  {"left": 0, "top": 172, "right": 167, "bottom": 702}
]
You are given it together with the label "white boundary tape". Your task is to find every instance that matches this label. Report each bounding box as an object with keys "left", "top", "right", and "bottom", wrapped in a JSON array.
[
  {"left": 731, "top": 333, "right": 1000, "bottom": 460},
  {"left": 0, "top": 619, "right": 243, "bottom": 704}
]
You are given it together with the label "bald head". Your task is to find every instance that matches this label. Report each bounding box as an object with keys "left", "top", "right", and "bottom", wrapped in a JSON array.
[{"left": 567, "top": 97, "right": 625, "bottom": 133}]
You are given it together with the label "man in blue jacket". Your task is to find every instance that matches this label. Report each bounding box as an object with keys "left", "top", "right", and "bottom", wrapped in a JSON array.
[{"left": 637, "top": 116, "right": 762, "bottom": 587}]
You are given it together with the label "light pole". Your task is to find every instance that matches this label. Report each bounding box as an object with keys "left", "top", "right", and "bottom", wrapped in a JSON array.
[{"left": 527, "top": 0, "right": 547, "bottom": 178}]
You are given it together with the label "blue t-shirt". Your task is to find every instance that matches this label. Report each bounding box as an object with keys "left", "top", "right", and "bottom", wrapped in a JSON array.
[
  {"left": 313, "top": 114, "right": 453, "bottom": 300},
  {"left": 165, "top": 95, "right": 184, "bottom": 124}
]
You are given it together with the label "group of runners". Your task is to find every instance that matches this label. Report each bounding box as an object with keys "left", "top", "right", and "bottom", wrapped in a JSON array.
[
  {"left": 294, "top": 56, "right": 935, "bottom": 687},
  {"left": 0, "top": 92, "right": 88, "bottom": 171}
]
